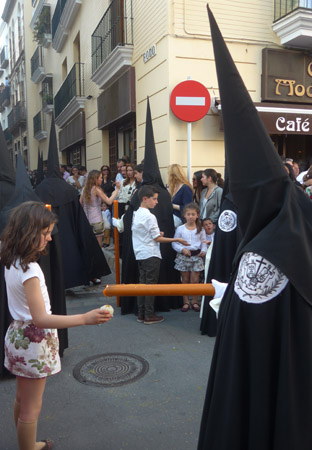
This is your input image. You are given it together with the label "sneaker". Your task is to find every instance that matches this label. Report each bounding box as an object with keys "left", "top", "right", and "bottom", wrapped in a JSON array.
[
  {"left": 137, "top": 316, "right": 144, "bottom": 323},
  {"left": 144, "top": 315, "right": 164, "bottom": 325}
]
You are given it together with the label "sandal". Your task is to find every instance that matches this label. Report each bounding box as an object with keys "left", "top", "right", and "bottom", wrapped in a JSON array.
[
  {"left": 191, "top": 303, "right": 200, "bottom": 312},
  {"left": 40, "top": 440, "right": 54, "bottom": 450},
  {"left": 181, "top": 303, "right": 190, "bottom": 312}
]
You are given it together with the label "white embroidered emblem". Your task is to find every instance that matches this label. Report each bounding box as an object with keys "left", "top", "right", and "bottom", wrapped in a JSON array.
[
  {"left": 234, "top": 252, "right": 288, "bottom": 303},
  {"left": 218, "top": 210, "right": 237, "bottom": 232}
]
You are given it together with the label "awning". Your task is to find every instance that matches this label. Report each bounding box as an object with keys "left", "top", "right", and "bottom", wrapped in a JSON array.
[{"left": 217, "top": 102, "right": 312, "bottom": 135}]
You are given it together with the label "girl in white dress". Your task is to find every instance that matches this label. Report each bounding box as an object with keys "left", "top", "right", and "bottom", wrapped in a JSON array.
[{"left": 172, "top": 203, "right": 207, "bottom": 312}]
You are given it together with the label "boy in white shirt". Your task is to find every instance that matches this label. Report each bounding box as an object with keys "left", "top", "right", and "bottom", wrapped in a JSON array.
[{"left": 132, "top": 185, "right": 189, "bottom": 324}]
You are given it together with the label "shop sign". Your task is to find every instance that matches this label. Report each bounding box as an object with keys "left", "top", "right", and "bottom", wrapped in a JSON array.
[
  {"left": 262, "top": 48, "right": 312, "bottom": 104},
  {"left": 257, "top": 108, "right": 312, "bottom": 135},
  {"left": 143, "top": 45, "right": 156, "bottom": 63}
]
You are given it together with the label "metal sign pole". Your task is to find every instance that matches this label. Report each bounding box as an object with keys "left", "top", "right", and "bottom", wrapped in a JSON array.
[{"left": 187, "top": 121, "right": 192, "bottom": 183}]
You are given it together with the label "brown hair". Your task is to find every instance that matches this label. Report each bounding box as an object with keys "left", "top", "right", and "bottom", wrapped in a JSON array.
[
  {"left": 82, "top": 170, "right": 101, "bottom": 204},
  {"left": 182, "top": 203, "right": 202, "bottom": 234},
  {"left": 202, "top": 168, "right": 224, "bottom": 188},
  {"left": 0, "top": 201, "right": 57, "bottom": 272},
  {"left": 123, "top": 163, "right": 137, "bottom": 187}
]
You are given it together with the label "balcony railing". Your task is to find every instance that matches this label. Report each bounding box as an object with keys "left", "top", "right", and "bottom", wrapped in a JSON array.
[
  {"left": 52, "top": 0, "right": 81, "bottom": 52},
  {"left": 52, "top": 0, "right": 67, "bottom": 39},
  {"left": 91, "top": 0, "right": 133, "bottom": 74},
  {"left": 0, "top": 86, "right": 10, "bottom": 111},
  {"left": 274, "top": 0, "right": 312, "bottom": 21},
  {"left": 31, "top": 46, "right": 45, "bottom": 83},
  {"left": 0, "top": 45, "right": 9, "bottom": 69},
  {"left": 42, "top": 76, "right": 54, "bottom": 113},
  {"left": 3, "top": 127, "right": 12, "bottom": 144},
  {"left": 8, "top": 101, "right": 26, "bottom": 132},
  {"left": 33, "top": 111, "right": 47, "bottom": 141},
  {"left": 54, "top": 63, "right": 84, "bottom": 119}
]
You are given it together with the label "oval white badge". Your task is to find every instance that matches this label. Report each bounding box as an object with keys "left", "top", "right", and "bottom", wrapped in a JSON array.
[
  {"left": 218, "top": 210, "right": 237, "bottom": 232},
  {"left": 234, "top": 252, "right": 288, "bottom": 303}
]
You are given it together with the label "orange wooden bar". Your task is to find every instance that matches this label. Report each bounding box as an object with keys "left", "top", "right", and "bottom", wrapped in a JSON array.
[
  {"left": 103, "top": 283, "right": 215, "bottom": 297},
  {"left": 113, "top": 200, "right": 120, "bottom": 306}
]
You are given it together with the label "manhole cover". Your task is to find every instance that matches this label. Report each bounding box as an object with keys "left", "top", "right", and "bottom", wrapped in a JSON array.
[{"left": 73, "top": 353, "right": 149, "bottom": 387}]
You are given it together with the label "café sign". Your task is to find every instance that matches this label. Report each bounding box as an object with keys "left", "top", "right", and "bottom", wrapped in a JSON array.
[
  {"left": 262, "top": 48, "right": 312, "bottom": 104},
  {"left": 256, "top": 104, "right": 312, "bottom": 135}
]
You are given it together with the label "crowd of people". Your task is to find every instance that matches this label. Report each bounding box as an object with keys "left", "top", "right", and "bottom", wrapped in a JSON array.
[{"left": 25, "top": 156, "right": 312, "bottom": 315}]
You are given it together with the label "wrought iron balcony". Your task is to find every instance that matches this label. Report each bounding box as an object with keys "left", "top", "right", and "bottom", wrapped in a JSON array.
[
  {"left": 31, "top": 5, "right": 52, "bottom": 48},
  {"left": 52, "top": 0, "right": 82, "bottom": 52},
  {"left": 3, "top": 127, "right": 12, "bottom": 145},
  {"left": 33, "top": 111, "right": 47, "bottom": 141},
  {"left": 0, "top": 45, "right": 9, "bottom": 69},
  {"left": 31, "top": 46, "right": 46, "bottom": 83},
  {"left": 54, "top": 63, "right": 85, "bottom": 128},
  {"left": 8, "top": 101, "right": 27, "bottom": 132},
  {"left": 91, "top": 0, "right": 133, "bottom": 89},
  {"left": 273, "top": 0, "right": 312, "bottom": 48},
  {"left": 0, "top": 86, "right": 10, "bottom": 112},
  {"left": 42, "top": 76, "right": 54, "bottom": 113}
]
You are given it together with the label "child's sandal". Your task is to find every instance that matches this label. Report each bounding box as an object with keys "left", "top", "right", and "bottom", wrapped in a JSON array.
[
  {"left": 191, "top": 303, "right": 200, "bottom": 312},
  {"left": 181, "top": 303, "right": 190, "bottom": 312},
  {"left": 40, "top": 439, "right": 54, "bottom": 449}
]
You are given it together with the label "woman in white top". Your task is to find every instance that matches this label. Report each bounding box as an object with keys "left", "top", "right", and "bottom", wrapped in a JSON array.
[
  {"left": 1, "top": 202, "right": 113, "bottom": 450},
  {"left": 117, "top": 163, "right": 137, "bottom": 212},
  {"left": 66, "top": 166, "right": 85, "bottom": 195}
]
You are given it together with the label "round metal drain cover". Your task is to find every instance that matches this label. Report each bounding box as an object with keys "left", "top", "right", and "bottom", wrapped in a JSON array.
[{"left": 73, "top": 353, "right": 149, "bottom": 387}]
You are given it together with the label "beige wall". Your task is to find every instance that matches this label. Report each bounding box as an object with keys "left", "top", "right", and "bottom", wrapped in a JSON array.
[
  {"left": 134, "top": 0, "right": 281, "bottom": 182},
  {"left": 25, "top": 0, "right": 282, "bottom": 179}
]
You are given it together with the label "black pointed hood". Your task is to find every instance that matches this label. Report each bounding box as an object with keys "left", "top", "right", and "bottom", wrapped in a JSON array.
[
  {"left": 35, "top": 119, "right": 79, "bottom": 206},
  {"left": 142, "top": 97, "right": 165, "bottom": 188},
  {"left": 0, "top": 123, "right": 15, "bottom": 210},
  {"left": 207, "top": 5, "right": 312, "bottom": 305},
  {"left": 36, "top": 149, "right": 44, "bottom": 185},
  {"left": 0, "top": 151, "right": 40, "bottom": 234},
  {"left": 47, "top": 118, "right": 62, "bottom": 179}
]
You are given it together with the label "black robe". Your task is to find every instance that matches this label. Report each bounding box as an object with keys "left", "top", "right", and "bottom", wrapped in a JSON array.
[
  {"left": 0, "top": 152, "right": 69, "bottom": 375},
  {"left": 200, "top": 188, "right": 240, "bottom": 336},
  {"left": 35, "top": 119, "right": 110, "bottom": 288},
  {"left": 120, "top": 98, "right": 182, "bottom": 314},
  {"left": 198, "top": 8, "right": 312, "bottom": 449},
  {"left": 120, "top": 186, "right": 182, "bottom": 314}
]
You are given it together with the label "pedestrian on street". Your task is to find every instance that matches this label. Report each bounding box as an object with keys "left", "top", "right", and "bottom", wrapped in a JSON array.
[{"left": 1, "top": 201, "right": 113, "bottom": 450}]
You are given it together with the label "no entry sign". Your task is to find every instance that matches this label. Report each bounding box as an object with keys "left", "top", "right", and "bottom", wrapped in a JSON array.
[{"left": 170, "top": 80, "right": 211, "bottom": 122}]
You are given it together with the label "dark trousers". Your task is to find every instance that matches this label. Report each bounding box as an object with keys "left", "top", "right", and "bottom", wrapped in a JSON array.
[{"left": 137, "top": 257, "right": 161, "bottom": 318}]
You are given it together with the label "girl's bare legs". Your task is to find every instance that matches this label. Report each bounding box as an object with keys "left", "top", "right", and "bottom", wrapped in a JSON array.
[
  {"left": 190, "top": 271, "right": 200, "bottom": 306},
  {"left": 181, "top": 272, "right": 191, "bottom": 305},
  {"left": 96, "top": 235, "right": 103, "bottom": 247},
  {"left": 16, "top": 376, "right": 47, "bottom": 450}
]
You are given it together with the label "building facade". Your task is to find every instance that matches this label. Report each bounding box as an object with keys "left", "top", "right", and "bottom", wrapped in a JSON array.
[{"left": 2, "top": 0, "right": 312, "bottom": 178}]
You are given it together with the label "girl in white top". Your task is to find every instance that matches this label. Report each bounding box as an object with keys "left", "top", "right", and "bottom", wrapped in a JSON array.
[
  {"left": 172, "top": 203, "right": 207, "bottom": 312},
  {"left": 1, "top": 201, "right": 113, "bottom": 450}
]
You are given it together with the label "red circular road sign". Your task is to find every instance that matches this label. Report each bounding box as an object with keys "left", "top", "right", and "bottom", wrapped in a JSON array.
[{"left": 170, "top": 80, "right": 211, "bottom": 122}]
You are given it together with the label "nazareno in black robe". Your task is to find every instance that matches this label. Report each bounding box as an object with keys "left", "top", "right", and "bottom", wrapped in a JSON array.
[
  {"left": 0, "top": 152, "right": 68, "bottom": 374},
  {"left": 198, "top": 7, "right": 312, "bottom": 450},
  {"left": 200, "top": 177, "right": 241, "bottom": 337},
  {"left": 35, "top": 119, "right": 110, "bottom": 289},
  {"left": 120, "top": 98, "right": 182, "bottom": 314}
]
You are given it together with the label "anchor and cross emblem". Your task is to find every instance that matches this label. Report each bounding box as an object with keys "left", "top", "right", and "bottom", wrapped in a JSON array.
[{"left": 234, "top": 253, "right": 288, "bottom": 303}]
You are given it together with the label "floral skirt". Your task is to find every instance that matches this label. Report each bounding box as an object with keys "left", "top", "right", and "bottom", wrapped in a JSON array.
[
  {"left": 4, "top": 320, "right": 61, "bottom": 378},
  {"left": 174, "top": 253, "right": 204, "bottom": 272}
]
